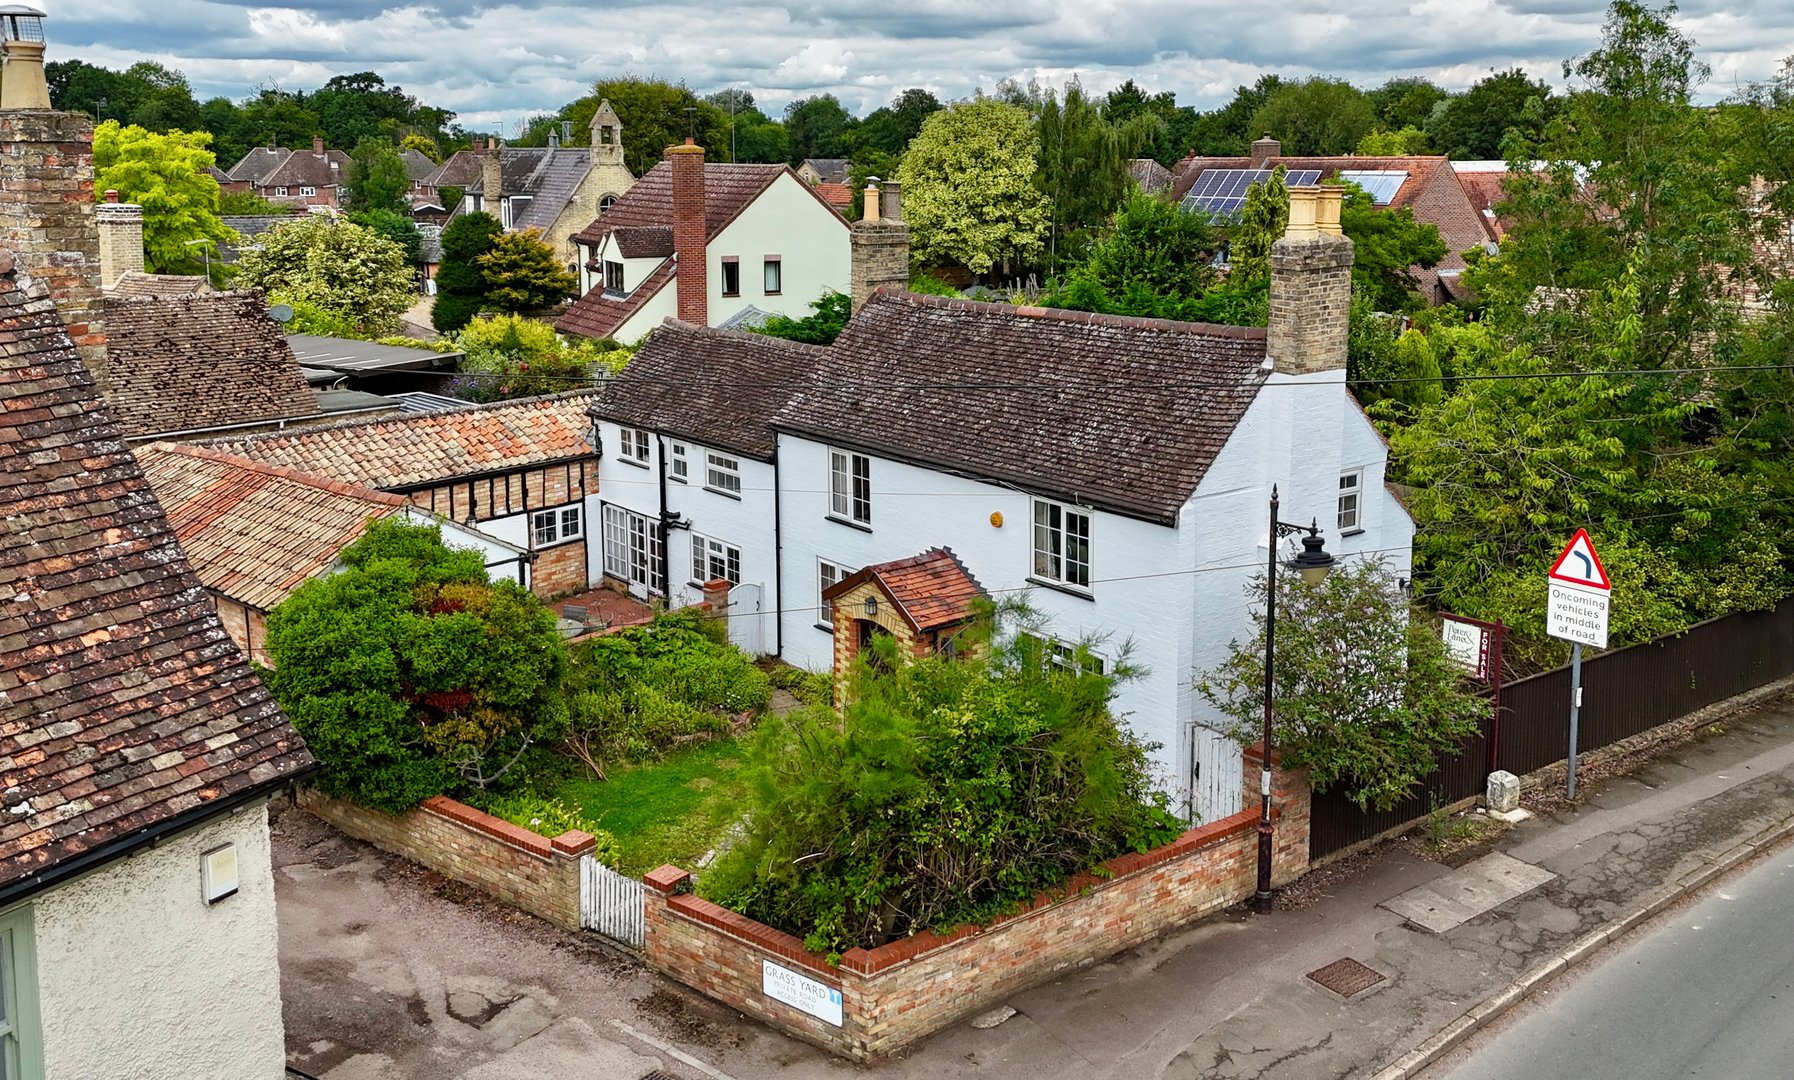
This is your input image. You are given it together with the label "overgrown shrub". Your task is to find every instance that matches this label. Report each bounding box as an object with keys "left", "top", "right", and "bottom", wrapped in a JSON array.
[
  {"left": 446, "top": 313, "right": 629, "bottom": 402},
  {"left": 474, "top": 792, "right": 621, "bottom": 863},
  {"left": 765, "top": 663, "right": 832, "bottom": 706},
  {"left": 563, "top": 610, "right": 770, "bottom": 775},
  {"left": 701, "top": 601, "right": 1181, "bottom": 957}
]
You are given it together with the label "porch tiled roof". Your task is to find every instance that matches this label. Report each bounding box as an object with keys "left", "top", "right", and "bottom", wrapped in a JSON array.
[{"left": 825, "top": 548, "right": 986, "bottom": 633}]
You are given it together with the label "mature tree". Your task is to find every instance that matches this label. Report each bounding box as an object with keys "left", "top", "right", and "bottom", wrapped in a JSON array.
[
  {"left": 1356, "top": 126, "right": 1432, "bottom": 155},
  {"left": 752, "top": 290, "right": 851, "bottom": 345},
  {"left": 263, "top": 518, "right": 567, "bottom": 812},
  {"left": 1246, "top": 77, "right": 1377, "bottom": 156},
  {"left": 1368, "top": 77, "right": 1450, "bottom": 132},
  {"left": 120, "top": 61, "right": 203, "bottom": 132},
  {"left": 1355, "top": 326, "right": 1445, "bottom": 414},
  {"left": 1035, "top": 80, "right": 1150, "bottom": 265},
  {"left": 48, "top": 60, "right": 143, "bottom": 119},
  {"left": 433, "top": 211, "right": 503, "bottom": 333},
  {"left": 1339, "top": 186, "right": 1447, "bottom": 310},
  {"left": 1102, "top": 79, "right": 1188, "bottom": 165},
  {"left": 92, "top": 121, "right": 233, "bottom": 276},
  {"left": 235, "top": 217, "right": 415, "bottom": 336},
  {"left": 344, "top": 136, "right": 411, "bottom": 215},
  {"left": 542, "top": 79, "right": 728, "bottom": 171},
  {"left": 476, "top": 229, "right": 577, "bottom": 311},
  {"left": 1200, "top": 560, "right": 1486, "bottom": 811},
  {"left": 348, "top": 208, "right": 423, "bottom": 264},
  {"left": 1183, "top": 75, "right": 1284, "bottom": 156},
  {"left": 702, "top": 599, "right": 1180, "bottom": 956},
  {"left": 1055, "top": 188, "right": 1220, "bottom": 309},
  {"left": 850, "top": 87, "right": 941, "bottom": 158},
  {"left": 706, "top": 89, "right": 789, "bottom": 163},
  {"left": 1427, "top": 68, "right": 1557, "bottom": 159},
  {"left": 898, "top": 98, "right": 1050, "bottom": 276},
  {"left": 308, "top": 71, "right": 418, "bottom": 148},
  {"left": 784, "top": 94, "right": 856, "bottom": 164},
  {"left": 1229, "top": 168, "right": 1290, "bottom": 285},
  {"left": 234, "top": 87, "right": 321, "bottom": 153}
]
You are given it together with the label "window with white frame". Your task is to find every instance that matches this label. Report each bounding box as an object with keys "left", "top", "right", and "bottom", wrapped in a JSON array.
[
  {"left": 828, "top": 449, "right": 871, "bottom": 525},
  {"left": 669, "top": 442, "right": 689, "bottom": 482},
  {"left": 691, "top": 534, "right": 741, "bottom": 585},
  {"left": 1338, "top": 470, "right": 1363, "bottom": 534},
  {"left": 817, "top": 559, "right": 854, "bottom": 627},
  {"left": 274, "top": 186, "right": 288, "bottom": 196},
  {"left": 617, "top": 426, "right": 650, "bottom": 465},
  {"left": 1032, "top": 499, "right": 1092, "bottom": 590},
  {"left": 705, "top": 451, "right": 741, "bottom": 495},
  {"left": 1021, "top": 633, "right": 1107, "bottom": 676},
  {"left": 532, "top": 503, "right": 583, "bottom": 546},
  {"left": 0, "top": 905, "right": 40, "bottom": 1080},
  {"left": 299, "top": 185, "right": 316, "bottom": 197},
  {"left": 602, "top": 504, "right": 665, "bottom": 592}
]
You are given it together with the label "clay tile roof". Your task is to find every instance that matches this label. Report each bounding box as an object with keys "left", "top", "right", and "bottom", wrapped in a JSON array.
[
  {"left": 135, "top": 443, "right": 408, "bottom": 612},
  {"left": 423, "top": 149, "right": 485, "bottom": 190},
  {"left": 399, "top": 147, "right": 438, "bottom": 182},
  {"left": 102, "top": 290, "right": 320, "bottom": 438},
  {"left": 1129, "top": 158, "right": 1174, "bottom": 194},
  {"left": 571, "top": 160, "right": 817, "bottom": 246},
  {"left": 260, "top": 149, "right": 351, "bottom": 190},
  {"left": 591, "top": 320, "right": 827, "bottom": 460},
  {"left": 554, "top": 259, "right": 676, "bottom": 342},
  {"left": 611, "top": 225, "right": 674, "bottom": 259},
  {"left": 0, "top": 263, "right": 314, "bottom": 890},
  {"left": 105, "top": 271, "right": 209, "bottom": 298},
  {"left": 776, "top": 291, "right": 1269, "bottom": 524},
  {"left": 813, "top": 182, "right": 853, "bottom": 210},
  {"left": 824, "top": 548, "right": 987, "bottom": 633},
  {"left": 227, "top": 144, "right": 293, "bottom": 184},
  {"left": 202, "top": 389, "right": 599, "bottom": 491},
  {"left": 1456, "top": 170, "right": 1513, "bottom": 239}
]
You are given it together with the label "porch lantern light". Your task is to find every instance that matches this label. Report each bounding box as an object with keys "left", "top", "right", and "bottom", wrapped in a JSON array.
[{"left": 864, "top": 595, "right": 879, "bottom": 618}]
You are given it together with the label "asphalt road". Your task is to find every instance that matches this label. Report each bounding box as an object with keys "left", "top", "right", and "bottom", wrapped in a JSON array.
[{"left": 1441, "top": 846, "right": 1794, "bottom": 1080}]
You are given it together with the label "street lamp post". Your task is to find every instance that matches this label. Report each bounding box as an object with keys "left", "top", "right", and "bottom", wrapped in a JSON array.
[{"left": 1255, "top": 484, "right": 1335, "bottom": 914}]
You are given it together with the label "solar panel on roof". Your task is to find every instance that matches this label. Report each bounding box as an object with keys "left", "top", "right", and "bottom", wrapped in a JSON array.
[
  {"left": 1338, "top": 170, "right": 1408, "bottom": 205},
  {"left": 1181, "top": 169, "right": 1323, "bottom": 221}
]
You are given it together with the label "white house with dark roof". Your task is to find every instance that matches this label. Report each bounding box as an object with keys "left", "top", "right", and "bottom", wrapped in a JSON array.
[
  {"left": 556, "top": 140, "right": 850, "bottom": 345},
  {"left": 585, "top": 188, "right": 1412, "bottom": 823}
]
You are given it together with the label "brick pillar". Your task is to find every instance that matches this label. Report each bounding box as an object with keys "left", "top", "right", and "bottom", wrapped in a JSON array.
[
  {"left": 668, "top": 140, "right": 707, "bottom": 325},
  {"left": 0, "top": 110, "right": 105, "bottom": 390},
  {"left": 1241, "top": 742, "right": 1311, "bottom": 886},
  {"left": 96, "top": 193, "right": 144, "bottom": 288},
  {"left": 482, "top": 140, "right": 503, "bottom": 218},
  {"left": 1266, "top": 187, "right": 1353, "bottom": 377},
  {"left": 1249, "top": 135, "right": 1281, "bottom": 168},
  {"left": 701, "top": 576, "right": 731, "bottom": 617}
]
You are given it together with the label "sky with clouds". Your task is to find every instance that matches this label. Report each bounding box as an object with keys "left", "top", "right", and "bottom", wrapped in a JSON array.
[{"left": 49, "top": 1, "right": 1794, "bottom": 133}]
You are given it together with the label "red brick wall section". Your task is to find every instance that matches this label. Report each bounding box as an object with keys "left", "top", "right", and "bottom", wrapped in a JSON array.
[
  {"left": 668, "top": 141, "right": 708, "bottom": 325},
  {"left": 640, "top": 756, "right": 1311, "bottom": 1061},
  {"left": 531, "top": 540, "right": 589, "bottom": 596},
  {"left": 296, "top": 788, "right": 596, "bottom": 931}
]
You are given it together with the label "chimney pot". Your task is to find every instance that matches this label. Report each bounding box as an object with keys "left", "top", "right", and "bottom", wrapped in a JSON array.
[
  {"left": 863, "top": 178, "right": 881, "bottom": 223},
  {"left": 104, "top": 189, "right": 119, "bottom": 203},
  {"left": 1284, "top": 186, "right": 1320, "bottom": 241}
]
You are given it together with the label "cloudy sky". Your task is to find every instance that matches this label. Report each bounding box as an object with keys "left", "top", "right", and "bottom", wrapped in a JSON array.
[{"left": 50, "top": 0, "right": 1794, "bottom": 132}]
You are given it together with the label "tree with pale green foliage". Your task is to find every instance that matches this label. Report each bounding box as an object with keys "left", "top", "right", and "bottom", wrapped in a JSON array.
[
  {"left": 235, "top": 216, "right": 414, "bottom": 337},
  {"left": 1355, "top": 126, "right": 1432, "bottom": 155},
  {"left": 897, "top": 98, "right": 1049, "bottom": 277},
  {"left": 92, "top": 120, "right": 233, "bottom": 276},
  {"left": 1200, "top": 560, "right": 1486, "bottom": 812},
  {"left": 1228, "top": 168, "right": 1289, "bottom": 285},
  {"left": 476, "top": 229, "right": 577, "bottom": 312}
]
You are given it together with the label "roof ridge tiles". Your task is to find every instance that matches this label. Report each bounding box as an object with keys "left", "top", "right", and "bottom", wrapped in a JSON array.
[
  {"left": 200, "top": 386, "right": 599, "bottom": 450},
  {"left": 145, "top": 441, "right": 410, "bottom": 507},
  {"left": 867, "top": 288, "right": 1268, "bottom": 339}
]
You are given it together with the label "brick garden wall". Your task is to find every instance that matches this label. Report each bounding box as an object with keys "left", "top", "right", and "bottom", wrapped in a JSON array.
[
  {"left": 296, "top": 789, "right": 595, "bottom": 931},
  {"left": 642, "top": 745, "right": 1309, "bottom": 1060}
]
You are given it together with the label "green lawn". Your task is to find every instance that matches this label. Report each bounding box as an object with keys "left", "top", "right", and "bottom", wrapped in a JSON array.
[{"left": 554, "top": 738, "right": 752, "bottom": 877}]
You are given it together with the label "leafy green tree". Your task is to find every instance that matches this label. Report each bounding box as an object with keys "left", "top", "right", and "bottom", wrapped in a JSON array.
[
  {"left": 92, "top": 121, "right": 233, "bottom": 275},
  {"left": 49, "top": 60, "right": 143, "bottom": 119},
  {"left": 448, "top": 313, "right": 626, "bottom": 402},
  {"left": 119, "top": 61, "right": 203, "bottom": 132},
  {"left": 1368, "top": 77, "right": 1450, "bottom": 132},
  {"left": 705, "top": 89, "right": 790, "bottom": 164},
  {"left": 1229, "top": 168, "right": 1290, "bottom": 285},
  {"left": 542, "top": 79, "right": 728, "bottom": 171},
  {"left": 1056, "top": 189, "right": 1220, "bottom": 306},
  {"left": 233, "top": 87, "right": 321, "bottom": 155},
  {"left": 1199, "top": 560, "right": 1486, "bottom": 811},
  {"left": 1183, "top": 75, "right": 1284, "bottom": 156},
  {"left": 476, "top": 229, "right": 577, "bottom": 311},
  {"left": 752, "top": 290, "right": 851, "bottom": 345},
  {"left": 1427, "top": 68, "right": 1557, "bottom": 159},
  {"left": 1102, "top": 79, "right": 1191, "bottom": 166},
  {"left": 1035, "top": 79, "right": 1151, "bottom": 265},
  {"left": 850, "top": 88, "right": 941, "bottom": 158},
  {"left": 433, "top": 212, "right": 503, "bottom": 333},
  {"left": 235, "top": 217, "right": 414, "bottom": 337},
  {"left": 308, "top": 71, "right": 419, "bottom": 149},
  {"left": 219, "top": 190, "right": 284, "bottom": 215},
  {"left": 345, "top": 136, "right": 411, "bottom": 215},
  {"left": 701, "top": 599, "right": 1180, "bottom": 956},
  {"left": 1246, "top": 77, "right": 1377, "bottom": 155},
  {"left": 348, "top": 208, "right": 423, "bottom": 264},
  {"left": 401, "top": 133, "right": 442, "bottom": 163},
  {"left": 784, "top": 94, "right": 856, "bottom": 164},
  {"left": 898, "top": 98, "right": 1049, "bottom": 276},
  {"left": 1339, "top": 186, "right": 1447, "bottom": 310},
  {"left": 263, "top": 518, "right": 567, "bottom": 812},
  {"left": 1356, "top": 126, "right": 1432, "bottom": 155}
]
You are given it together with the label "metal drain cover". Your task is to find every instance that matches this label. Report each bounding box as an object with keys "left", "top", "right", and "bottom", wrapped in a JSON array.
[
  {"left": 1307, "top": 957, "right": 1386, "bottom": 998},
  {"left": 638, "top": 1072, "right": 681, "bottom": 1080}
]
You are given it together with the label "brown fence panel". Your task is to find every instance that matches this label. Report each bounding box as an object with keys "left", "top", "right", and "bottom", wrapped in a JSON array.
[{"left": 1309, "top": 597, "right": 1794, "bottom": 861}]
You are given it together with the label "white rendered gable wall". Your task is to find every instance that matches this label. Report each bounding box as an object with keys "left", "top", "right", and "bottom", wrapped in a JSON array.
[{"left": 703, "top": 172, "right": 850, "bottom": 328}]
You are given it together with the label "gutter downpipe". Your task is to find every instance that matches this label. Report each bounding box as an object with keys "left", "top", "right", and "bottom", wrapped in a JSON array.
[
  {"left": 773, "top": 434, "right": 784, "bottom": 657},
  {"left": 655, "top": 433, "right": 673, "bottom": 601}
]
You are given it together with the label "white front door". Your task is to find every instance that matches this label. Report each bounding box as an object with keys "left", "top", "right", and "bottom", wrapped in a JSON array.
[{"left": 603, "top": 505, "right": 663, "bottom": 599}]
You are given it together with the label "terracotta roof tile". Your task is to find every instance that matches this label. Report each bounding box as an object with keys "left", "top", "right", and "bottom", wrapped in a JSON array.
[
  {"left": 824, "top": 548, "right": 986, "bottom": 632},
  {"left": 776, "top": 291, "right": 1269, "bottom": 523},
  {"left": 554, "top": 260, "right": 676, "bottom": 342},
  {"left": 571, "top": 160, "right": 826, "bottom": 246},
  {"left": 813, "top": 182, "right": 852, "bottom": 210},
  {"left": 135, "top": 443, "right": 407, "bottom": 611},
  {"left": 0, "top": 261, "right": 314, "bottom": 889},
  {"left": 202, "top": 390, "right": 598, "bottom": 491},
  {"left": 260, "top": 149, "right": 351, "bottom": 190}
]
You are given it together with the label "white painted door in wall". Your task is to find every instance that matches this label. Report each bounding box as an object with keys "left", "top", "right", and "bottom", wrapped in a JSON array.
[
  {"left": 1188, "top": 724, "right": 1245, "bottom": 824},
  {"left": 730, "top": 582, "right": 763, "bottom": 656},
  {"left": 601, "top": 505, "right": 663, "bottom": 599}
]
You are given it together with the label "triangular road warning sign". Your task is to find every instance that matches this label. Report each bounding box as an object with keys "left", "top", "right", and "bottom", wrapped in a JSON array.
[{"left": 1548, "top": 528, "right": 1611, "bottom": 591}]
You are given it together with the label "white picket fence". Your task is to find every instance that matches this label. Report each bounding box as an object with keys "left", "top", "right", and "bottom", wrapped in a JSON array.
[{"left": 580, "top": 854, "right": 645, "bottom": 948}]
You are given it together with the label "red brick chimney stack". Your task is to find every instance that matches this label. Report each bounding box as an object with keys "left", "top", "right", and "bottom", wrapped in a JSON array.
[
  {"left": 668, "top": 138, "right": 707, "bottom": 325},
  {"left": 312, "top": 134, "right": 324, "bottom": 154}
]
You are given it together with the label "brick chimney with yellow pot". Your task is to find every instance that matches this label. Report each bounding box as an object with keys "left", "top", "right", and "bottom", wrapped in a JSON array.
[{"left": 668, "top": 139, "right": 707, "bottom": 325}]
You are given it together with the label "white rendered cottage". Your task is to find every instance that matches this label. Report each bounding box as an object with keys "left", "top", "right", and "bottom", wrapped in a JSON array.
[
  {"left": 586, "top": 187, "right": 1412, "bottom": 823},
  {"left": 556, "top": 140, "right": 851, "bottom": 345}
]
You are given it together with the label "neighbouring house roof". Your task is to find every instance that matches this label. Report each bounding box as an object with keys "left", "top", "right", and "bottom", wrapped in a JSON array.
[
  {"left": 824, "top": 548, "right": 987, "bottom": 633},
  {"left": 1129, "top": 158, "right": 1175, "bottom": 195},
  {"left": 465, "top": 147, "right": 594, "bottom": 233},
  {"left": 399, "top": 147, "right": 439, "bottom": 182},
  {"left": 136, "top": 443, "right": 409, "bottom": 611},
  {"left": 285, "top": 334, "right": 462, "bottom": 377},
  {"left": 105, "top": 271, "right": 209, "bottom": 298},
  {"left": 259, "top": 148, "right": 351, "bottom": 191},
  {"left": 103, "top": 290, "right": 321, "bottom": 438},
  {"left": 1454, "top": 169, "right": 1514, "bottom": 240},
  {"left": 204, "top": 389, "right": 599, "bottom": 491},
  {"left": 718, "top": 305, "right": 773, "bottom": 330},
  {"left": 204, "top": 164, "right": 234, "bottom": 186},
  {"left": 219, "top": 213, "right": 307, "bottom": 262},
  {"left": 813, "top": 181, "right": 852, "bottom": 211},
  {"left": 0, "top": 262, "right": 314, "bottom": 893},
  {"left": 610, "top": 225, "right": 674, "bottom": 259},
  {"left": 554, "top": 259, "right": 676, "bottom": 342},
  {"left": 802, "top": 158, "right": 850, "bottom": 184},
  {"left": 776, "top": 290, "right": 1271, "bottom": 523},
  {"left": 591, "top": 320, "right": 827, "bottom": 460},
  {"left": 422, "top": 149, "right": 484, "bottom": 191},
  {"left": 227, "top": 144, "right": 294, "bottom": 184}
]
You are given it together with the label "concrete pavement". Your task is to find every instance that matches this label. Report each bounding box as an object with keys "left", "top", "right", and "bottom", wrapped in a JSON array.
[{"left": 276, "top": 690, "right": 1794, "bottom": 1079}]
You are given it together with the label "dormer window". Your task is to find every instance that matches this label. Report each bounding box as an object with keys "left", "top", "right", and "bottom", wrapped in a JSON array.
[{"left": 603, "top": 261, "right": 625, "bottom": 294}]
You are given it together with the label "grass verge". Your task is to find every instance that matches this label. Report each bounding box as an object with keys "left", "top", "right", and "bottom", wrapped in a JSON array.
[{"left": 553, "top": 737, "right": 750, "bottom": 877}]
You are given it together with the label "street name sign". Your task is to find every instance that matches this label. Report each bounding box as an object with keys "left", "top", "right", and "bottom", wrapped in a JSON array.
[
  {"left": 762, "top": 959, "right": 843, "bottom": 1027},
  {"left": 1546, "top": 529, "right": 1610, "bottom": 649}
]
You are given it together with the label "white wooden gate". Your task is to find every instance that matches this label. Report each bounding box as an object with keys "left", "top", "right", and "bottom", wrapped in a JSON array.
[
  {"left": 1187, "top": 724, "right": 1244, "bottom": 825},
  {"left": 728, "top": 582, "right": 764, "bottom": 656},
  {"left": 580, "top": 854, "right": 644, "bottom": 948}
]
